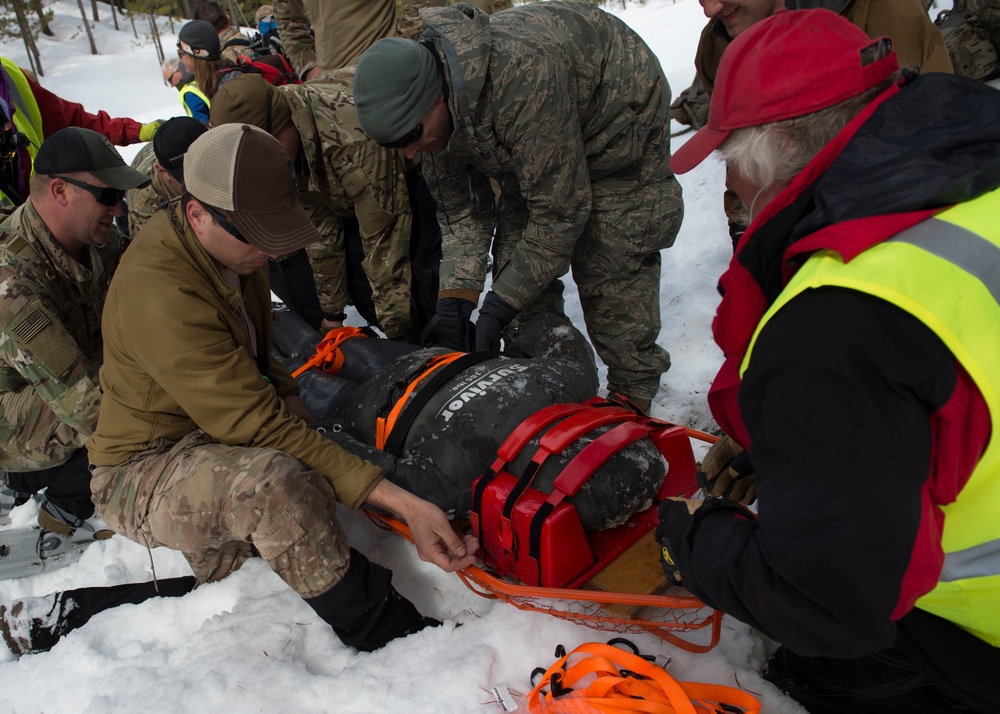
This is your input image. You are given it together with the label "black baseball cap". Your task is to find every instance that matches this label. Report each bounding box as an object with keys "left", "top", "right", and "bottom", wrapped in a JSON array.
[
  {"left": 153, "top": 116, "right": 209, "bottom": 183},
  {"left": 34, "top": 127, "right": 150, "bottom": 190}
]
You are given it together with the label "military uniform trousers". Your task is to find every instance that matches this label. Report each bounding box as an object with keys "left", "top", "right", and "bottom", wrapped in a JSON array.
[
  {"left": 495, "top": 131, "right": 682, "bottom": 406},
  {"left": 90, "top": 430, "right": 350, "bottom": 599}
]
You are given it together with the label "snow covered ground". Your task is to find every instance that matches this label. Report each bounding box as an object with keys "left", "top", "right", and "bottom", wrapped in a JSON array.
[{"left": 0, "top": 1, "right": 810, "bottom": 711}]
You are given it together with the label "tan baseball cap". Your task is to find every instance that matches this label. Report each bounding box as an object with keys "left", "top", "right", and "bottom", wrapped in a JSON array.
[{"left": 184, "top": 124, "right": 320, "bottom": 254}]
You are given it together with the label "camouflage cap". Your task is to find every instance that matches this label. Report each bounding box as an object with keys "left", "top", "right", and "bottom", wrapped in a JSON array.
[
  {"left": 184, "top": 124, "right": 320, "bottom": 254},
  {"left": 210, "top": 73, "right": 293, "bottom": 135},
  {"left": 354, "top": 38, "right": 443, "bottom": 146},
  {"left": 34, "top": 127, "right": 150, "bottom": 190}
]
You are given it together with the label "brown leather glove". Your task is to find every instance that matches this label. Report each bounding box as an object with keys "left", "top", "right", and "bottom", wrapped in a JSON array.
[{"left": 697, "top": 436, "right": 757, "bottom": 505}]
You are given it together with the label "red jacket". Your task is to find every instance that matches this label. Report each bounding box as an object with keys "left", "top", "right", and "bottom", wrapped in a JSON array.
[{"left": 28, "top": 75, "right": 142, "bottom": 145}]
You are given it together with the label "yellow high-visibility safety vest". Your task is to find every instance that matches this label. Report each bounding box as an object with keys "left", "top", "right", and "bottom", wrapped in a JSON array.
[
  {"left": 0, "top": 57, "right": 44, "bottom": 209},
  {"left": 743, "top": 186, "right": 1000, "bottom": 646},
  {"left": 178, "top": 81, "right": 210, "bottom": 119}
]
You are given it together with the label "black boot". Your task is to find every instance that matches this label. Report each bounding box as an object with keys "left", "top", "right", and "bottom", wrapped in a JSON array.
[{"left": 304, "top": 549, "right": 440, "bottom": 652}]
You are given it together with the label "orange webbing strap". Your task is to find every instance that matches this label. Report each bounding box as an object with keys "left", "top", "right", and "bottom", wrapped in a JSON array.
[
  {"left": 375, "top": 351, "right": 465, "bottom": 450},
  {"left": 527, "top": 642, "right": 760, "bottom": 714},
  {"left": 290, "top": 326, "right": 369, "bottom": 378}
]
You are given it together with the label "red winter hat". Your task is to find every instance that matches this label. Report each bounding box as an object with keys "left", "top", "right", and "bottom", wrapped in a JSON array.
[{"left": 671, "top": 8, "right": 899, "bottom": 175}]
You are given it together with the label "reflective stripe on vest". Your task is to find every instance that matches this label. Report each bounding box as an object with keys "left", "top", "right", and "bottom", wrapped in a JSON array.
[
  {"left": 0, "top": 58, "right": 44, "bottom": 207},
  {"left": 741, "top": 186, "right": 1000, "bottom": 646},
  {"left": 178, "top": 82, "right": 210, "bottom": 118}
]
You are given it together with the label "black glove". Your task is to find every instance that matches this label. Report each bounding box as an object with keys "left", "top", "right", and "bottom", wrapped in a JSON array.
[
  {"left": 421, "top": 298, "right": 475, "bottom": 351},
  {"left": 696, "top": 435, "right": 756, "bottom": 504},
  {"left": 655, "top": 498, "right": 697, "bottom": 587},
  {"left": 474, "top": 291, "right": 518, "bottom": 352}
]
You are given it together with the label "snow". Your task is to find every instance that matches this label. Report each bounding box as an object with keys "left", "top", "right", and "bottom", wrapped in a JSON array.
[{"left": 0, "top": 2, "right": 807, "bottom": 712}]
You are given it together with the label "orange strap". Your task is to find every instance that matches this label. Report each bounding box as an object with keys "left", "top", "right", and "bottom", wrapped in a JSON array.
[
  {"left": 290, "top": 326, "right": 369, "bottom": 378},
  {"left": 375, "top": 351, "right": 465, "bottom": 450},
  {"left": 527, "top": 642, "right": 760, "bottom": 714}
]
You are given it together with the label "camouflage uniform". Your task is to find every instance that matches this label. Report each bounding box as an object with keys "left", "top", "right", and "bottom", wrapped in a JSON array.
[
  {"left": 280, "top": 70, "right": 418, "bottom": 338},
  {"left": 88, "top": 206, "right": 383, "bottom": 593},
  {"left": 126, "top": 142, "right": 179, "bottom": 238},
  {"left": 273, "top": 0, "right": 397, "bottom": 75},
  {"left": 690, "top": 0, "right": 953, "bottom": 229},
  {"left": 937, "top": 0, "right": 1000, "bottom": 81},
  {"left": 0, "top": 199, "right": 124, "bottom": 471},
  {"left": 219, "top": 25, "right": 255, "bottom": 66},
  {"left": 273, "top": 0, "right": 510, "bottom": 74},
  {"left": 420, "top": 2, "right": 682, "bottom": 406},
  {"left": 398, "top": 0, "right": 513, "bottom": 40}
]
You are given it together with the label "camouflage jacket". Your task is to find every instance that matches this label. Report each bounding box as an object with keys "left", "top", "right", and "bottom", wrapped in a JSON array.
[
  {"left": 695, "top": 0, "right": 953, "bottom": 94},
  {"left": 219, "top": 25, "right": 255, "bottom": 66},
  {"left": 126, "top": 142, "right": 178, "bottom": 238},
  {"left": 0, "top": 199, "right": 125, "bottom": 468},
  {"left": 420, "top": 2, "right": 671, "bottom": 310},
  {"left": 87, "top": 206, "right": 383, "bottom": 509},
  {"left": 283, "top": 71, "right": 416, "bottom": 338}
]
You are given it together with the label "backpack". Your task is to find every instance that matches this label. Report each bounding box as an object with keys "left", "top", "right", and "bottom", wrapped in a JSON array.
[{"left": 936, "top": 0, "right": 1000, "bottom": 81}]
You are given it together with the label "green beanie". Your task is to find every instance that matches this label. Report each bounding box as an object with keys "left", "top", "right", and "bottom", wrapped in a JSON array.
[{"left": 355, "top": 38, "right": 443, "bottom": 146}]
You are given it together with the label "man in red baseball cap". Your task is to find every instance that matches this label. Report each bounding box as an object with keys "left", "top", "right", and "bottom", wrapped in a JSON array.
[{"left": 658, "top": 9, "right": 1000, "bottom": 712}]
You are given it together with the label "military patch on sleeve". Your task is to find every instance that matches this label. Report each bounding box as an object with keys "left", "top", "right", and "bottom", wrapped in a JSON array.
[
  {"left": 11, "top": 308, "right": 49, "bottom": 343},
  {"left": 8, "top": 304, "right": 79, "bottom": 379}
]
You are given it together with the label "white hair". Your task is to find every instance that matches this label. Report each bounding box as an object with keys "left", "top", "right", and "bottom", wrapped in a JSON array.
[{"left": 719, "top": 40, "right": 898, "bottom": 189}]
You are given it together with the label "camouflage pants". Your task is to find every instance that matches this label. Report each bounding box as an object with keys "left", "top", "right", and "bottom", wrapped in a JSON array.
[
  {"left": 90, "top": 431, "right": 350, "bottom": 599},
  {"left": 0, "top": 386, "right": 87, "bottom": 472},
  {"left": 496, "top": 133, "right": 682, "bottom": 406}
]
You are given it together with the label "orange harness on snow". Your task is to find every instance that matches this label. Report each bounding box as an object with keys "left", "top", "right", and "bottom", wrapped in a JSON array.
[{"left": 528, "top": 640, "right": 760, "bottom": 714}]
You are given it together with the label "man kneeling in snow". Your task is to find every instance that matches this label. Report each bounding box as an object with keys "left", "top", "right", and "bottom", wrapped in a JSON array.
[{"left": 84, "top": 124, "right": 476, "bottom": 654}]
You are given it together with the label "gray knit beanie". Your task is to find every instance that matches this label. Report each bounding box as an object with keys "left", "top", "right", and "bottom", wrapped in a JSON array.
[{"left": 354, "top": 38, "right": 443, "bottom": 146}]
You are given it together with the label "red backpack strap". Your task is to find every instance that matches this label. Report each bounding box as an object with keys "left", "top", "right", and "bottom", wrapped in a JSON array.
[{"left": 470, "top": 402, "right": 586, "bottom": 521}]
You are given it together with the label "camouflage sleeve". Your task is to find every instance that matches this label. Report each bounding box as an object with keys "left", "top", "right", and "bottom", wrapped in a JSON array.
[
  {"left": 126, "top": 184, "right": 166, "bottom": 238},
  {"left": 398, "top": 0, "right": 431, "bottom": 40},
  {"left": 486, "top": 63, "right": 592, "bottom": 312},
  {"left": 0, "top": 276, "right": 101, "bottom": 436},
  {"left": 274, "top": 0, "right": 319, "bottom": 77},
  {"left": 424, "top": 145, "right": 496, "bottom": 301},
  {"left": 862, "top": 0, "right": 954, "bottom": 74},
  {"left": 337, "top": 145, "right": 413, "bottom": 339},
  {"left": 301, "top": 194, "right": 349, "bottom": 316}
]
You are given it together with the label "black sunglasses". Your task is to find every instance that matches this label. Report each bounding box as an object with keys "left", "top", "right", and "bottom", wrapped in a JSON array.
[
  {"left": 203, "top": 203, "right": 249, "bottom": 244},
  {"left": 382, "top": 123, "right": 423, "bottom": 150},
  {"left": 53, "top": 176, "right": 125, "bottom": 207}
]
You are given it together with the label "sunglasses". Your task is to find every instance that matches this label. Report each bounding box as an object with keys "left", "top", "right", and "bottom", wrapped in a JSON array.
[
  {"left": 164, "top": 69, "right": 181, "bottom": 88},
  {"left": 177, "top": 40, "right": 216, "bottom": 60},
  {"left": 53, "top": 176, "right": 125, "bottom": 207},
  {"left": 382, "top": 123, "right": 423, "bottom": 150},
  {"left": 203, "top": 203, "right": 249, "bottom": 244}
]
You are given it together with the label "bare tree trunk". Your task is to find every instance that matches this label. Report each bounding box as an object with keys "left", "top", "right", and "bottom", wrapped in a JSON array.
[
  {"left": 90, "top": 0, "right": 99, "bottom": 22},
  {"left": 110, "top": 0, "right": 120, "bottom": 30},
  {"left": 148, "top": 11, "right": 164, "bottom": 65},
  {"left": 76, "top": 0, "right": 99, "bottom": 54},
  {"left": 128, "top": 6, "right": 137, "bottom": 39},
  {"left": 12, "top": 0, "right": 44, "bottom": 77},
  {"left": 30, "top": 0, "right": 54, "bottom": 37}
]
